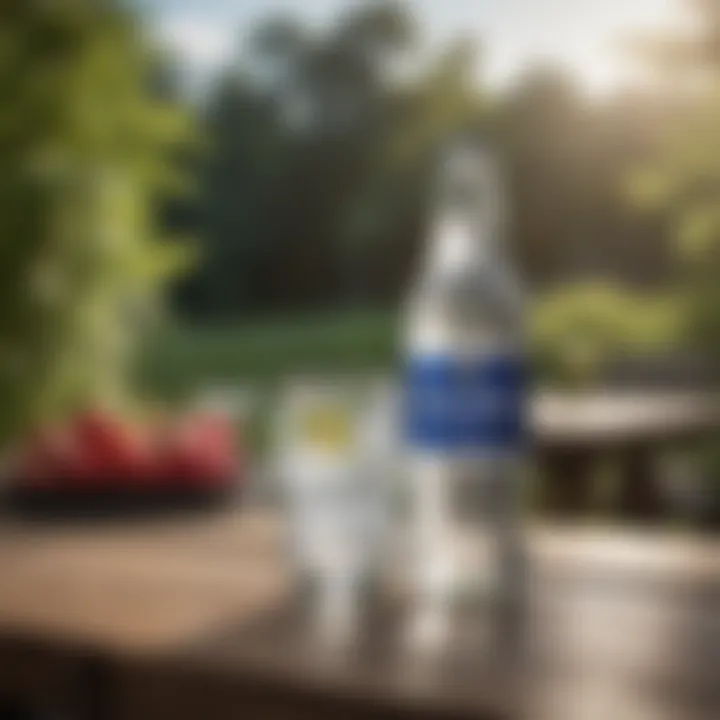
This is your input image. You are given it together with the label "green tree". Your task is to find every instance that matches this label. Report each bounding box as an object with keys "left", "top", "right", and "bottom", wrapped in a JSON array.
[
  {"left": 186, "top": 3, "right": 489, "bottom": 317},
  {"left": 0, "top": 1, "right": 194, "bottom": 443},
  {"left": 629, "top": 0, "right": 720, "bottom": 357},
  {"left": 498, "top": 67, "right": 591, "bottom": 282},
  {"left": 497, "top": 65, "right": 673, "bottom": 287},
  {"left": 180, "top": 71, "right": 287, "bottom": 318}
]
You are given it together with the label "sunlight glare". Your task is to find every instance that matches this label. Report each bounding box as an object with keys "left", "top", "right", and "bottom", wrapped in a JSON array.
[{"left": 551, "top": 0, "right": 691, "bottom": 94}]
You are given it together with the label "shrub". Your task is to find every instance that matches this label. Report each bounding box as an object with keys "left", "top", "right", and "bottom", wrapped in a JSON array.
[{"left": 532, "top": 283, "right": 682, "bottom": 387}]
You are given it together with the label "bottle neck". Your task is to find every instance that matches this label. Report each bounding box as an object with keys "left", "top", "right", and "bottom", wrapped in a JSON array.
[
  {"left": 426, "top": 210, "right": 498, "bottom": 273},
  {"left": 424, "top": 141, "right": 506, "bottom": 274}
]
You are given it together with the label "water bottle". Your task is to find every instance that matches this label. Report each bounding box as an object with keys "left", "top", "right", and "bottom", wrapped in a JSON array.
[{"left": 403, "top": 139, "right": 525, "bottom": 607}]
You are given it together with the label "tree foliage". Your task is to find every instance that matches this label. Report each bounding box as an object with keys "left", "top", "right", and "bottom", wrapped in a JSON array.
[
  {"left": 629, "top": 0, "right": 720, "bottom": 357},
  {"left": 177, "top": 3, "right": 489, "bottom": 318},
  {"left": 175, "top": 2, "right": 677, "bottom": 322},
  {"left": 0, "top": 0, "right": 194, "bottom": 442}
]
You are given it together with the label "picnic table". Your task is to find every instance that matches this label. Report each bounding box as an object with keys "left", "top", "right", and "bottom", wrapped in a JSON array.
[
  {"left": 534, "top": 390, "right": 720, "bottom": 517},
  {"left": 0, "top": 509, "right": 717, "bottom": 720}
]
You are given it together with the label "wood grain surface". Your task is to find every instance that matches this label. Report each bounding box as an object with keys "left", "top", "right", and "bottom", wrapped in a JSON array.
[{"left": 0, "top": 510, "right": 717, "bottom": 719}]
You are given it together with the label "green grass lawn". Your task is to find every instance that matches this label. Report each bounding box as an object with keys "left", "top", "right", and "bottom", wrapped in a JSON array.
[{"left": 139, "top": 309, "right": 399, "bottom": 399}]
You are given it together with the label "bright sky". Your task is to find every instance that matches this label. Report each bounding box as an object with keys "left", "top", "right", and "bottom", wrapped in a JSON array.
[{"left": 137, "top": 0, "right": 687, "bottom": 94}]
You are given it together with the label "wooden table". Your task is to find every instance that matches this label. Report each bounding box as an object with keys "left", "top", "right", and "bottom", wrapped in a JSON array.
[
  {"left": 0, "top": 510, "right": 717, "bottom": 720},
  {"left": 534, "top": 390, "right": 720, "bottom": 517}
]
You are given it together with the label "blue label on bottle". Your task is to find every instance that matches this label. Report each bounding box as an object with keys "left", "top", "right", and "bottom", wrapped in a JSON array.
[{"left": 405, "top": 354, "right": 525, "bottom": 451}]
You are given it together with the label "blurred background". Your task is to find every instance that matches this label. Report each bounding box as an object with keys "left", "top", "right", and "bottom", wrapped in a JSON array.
[{"left": 3, "top": 0, "right": 720, "bottom": 526}]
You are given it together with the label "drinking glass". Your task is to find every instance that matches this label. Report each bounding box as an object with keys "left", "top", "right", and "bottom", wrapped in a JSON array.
[{"left": 274, "top": 377, "right": 398, "bottom": 625}]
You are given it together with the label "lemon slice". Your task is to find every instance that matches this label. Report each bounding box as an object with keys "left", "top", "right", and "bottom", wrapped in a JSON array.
[{"left": 300, "top": 407, "right": 354, "bottom": 452}]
